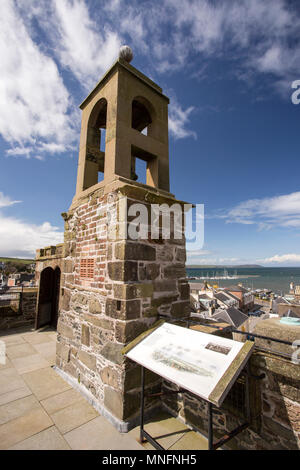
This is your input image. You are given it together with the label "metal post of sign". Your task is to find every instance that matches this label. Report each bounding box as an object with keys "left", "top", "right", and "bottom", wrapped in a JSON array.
[
  {"left": 139, "top": 366, "right": 165, "bottom": 450},
  {"left": 245, "top": 363, "right": 251, "bottom": 422},
  {"left": 140, "top": 366, "right": 145, "bottom": 444},
  {"left": 138, "top": 365, "right": 259, "bottom": 451},
  {"left": 207, "top": 402, "right": 214, "bottom": 450},
  {"left": 139, "top": 364, "right": 216, "bottom": 451},
  {"left": 130, "top": 320, "right": 259, "bottom": 451}
]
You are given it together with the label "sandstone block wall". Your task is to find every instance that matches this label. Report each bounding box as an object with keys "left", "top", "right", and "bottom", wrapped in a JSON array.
[{"left": 56, "top": 182, "right": 190, "bottom": 427}]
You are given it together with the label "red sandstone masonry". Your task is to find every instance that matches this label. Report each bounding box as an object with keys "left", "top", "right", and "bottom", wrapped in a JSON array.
[{"left": 49, "top": 186, "right": 189, "bottom": 423}]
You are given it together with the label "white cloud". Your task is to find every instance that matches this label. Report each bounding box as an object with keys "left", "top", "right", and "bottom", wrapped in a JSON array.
[
  {"left": 0, "top": 0, "right": 77, "bottom": 159},
  {"left": 103, "top": 0, "right": 122, "bottom": 13},
  {"left": 48, "top": 0, "right": 121, "bottom": 90},
  {"left": 186, "top": 250, "right": 242, "bottom": 265},
  {"left": 6, "top": 147, "right": 34, "bottom": 158},
  {"left": 166, "top": 0, "right": 225, "bottom": 55},
  {"left": 0, "top": 191, "right": 63, "bottom": 257},
  {"left": 219, "top": 257, "right": 240, "bottom": 264},
  {"left": 187, "top": 249, "right": 212, "bottom": 257},
  {"left": 0, "top": 193, "right": 21, "bottom": 209},
  {"left": 169, "top": 101, "right": 197, "bottom": 140},
  {"left": 261, "top": 254, "right": 300, "bottom": 265},
  {"left": 187, "top": 250, "right": 242, "bottom": 265},
  {"left": 103, "top": 0, "right": 300, "bottom": 92},
  {"left": 187, "top": 257, "right": 218, "bottom": 265},
  {"left": 217, "top": 191, "right": 300, "bottom": 229},
  {"left": 3, "top": 0, "right": 298, "bottom": 158},
  {"left": 187, "top": 249, "right": 214, "bottom": 264},
  {"left": 163, "top": 0, "right": 300, "bottom": 87},
  {"left": 0, "top": 213, "right": 63, "bottom": 258}
]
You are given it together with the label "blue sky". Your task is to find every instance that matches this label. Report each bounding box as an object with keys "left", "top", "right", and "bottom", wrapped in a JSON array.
[{"left": 0, "top": 0, "right": 300, "bottom": 265}]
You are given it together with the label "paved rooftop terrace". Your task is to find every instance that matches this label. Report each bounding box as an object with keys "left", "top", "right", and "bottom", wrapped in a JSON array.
[{"left": 0, "top": 327, "right": 208, "bottom": 450}]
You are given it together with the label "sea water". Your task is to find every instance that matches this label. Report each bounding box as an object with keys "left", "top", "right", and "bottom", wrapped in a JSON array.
[{"left": 186, "top": 267, "right": 300, "bottom": 295}]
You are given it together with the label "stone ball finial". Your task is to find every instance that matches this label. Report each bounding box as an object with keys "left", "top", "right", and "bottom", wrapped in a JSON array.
[{"left": 119, "top": 45, "right": 133, "bottom": 63}]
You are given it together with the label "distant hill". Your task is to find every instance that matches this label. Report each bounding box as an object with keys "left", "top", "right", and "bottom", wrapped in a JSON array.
[
  {"left": 186, "top": 264, "right": 263, "bottom": 269},
  {"left": 0, "top": 257, "right": 34, "bottom": 265}
]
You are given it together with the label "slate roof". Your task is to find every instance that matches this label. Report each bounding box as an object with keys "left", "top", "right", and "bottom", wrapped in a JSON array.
[
  {"left": 211, "top": 307, "right": 248, "bottom": 328},
  {"left": 225, "top": 285, "right": 249, "bottom": 294},
  {"left": 215, "top": 292, "right": 231, "bottom": 303},
  {"left": 224, "top": 291, "right": 240, "bottom": 301},
  {"left": 189, "top": 282, "right": 206, "bottom": 291},
  {"left": 274, "top": 296, "right": 289, "bottom": 304},
  {"left": 199, "top": 294, "right": 212, "bottom": 300}
]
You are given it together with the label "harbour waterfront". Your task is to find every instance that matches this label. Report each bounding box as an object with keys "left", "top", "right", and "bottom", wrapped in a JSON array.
[{"left": 186, "top": 267, "right": 300, "bottom": 295}]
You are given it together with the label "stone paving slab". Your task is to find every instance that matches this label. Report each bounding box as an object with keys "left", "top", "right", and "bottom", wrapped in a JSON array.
[
  {"left": 46, "top": 332, "right": 58, "bottom": 342},
  {"left": 6, "top": 342, "right": 37, "bottom": 360},
  {"left": 64, "top": 416, "right": 144, "bottom": 450},
  {"left": 9, "top": 426, "right": 71, "bottom": 450},
  {"left": 41, "top": 388, "right": 86, "bottom": 416},
  {"left": 50, "top": 399, "right": 99, "bottom": 434},
  {"left": 0, "top": 334, "right": 26, "bottom": 346},
  {"left": 0, "top": 394, "right": 40, "bottom": 425},
  {"left": 129, "top": 411, "right": 191, "bottom": 450},
  {"left": 21, "top": 332, "right": 55, "bottom": 345},
  {"left": 0, "top": 367, "right": 27, "bottom": 396},
  {"left": 0, "top": 327, "right": 210, "bottom": 450},
  {"left": 0, "top": 384, "right": 32, "bottom": 406},
  {"left": 0, "top": 407, "right": 53, "bottom": 449},
  {"left": 44, "top": 353, "right": 56, "bottom": 366},
  {"left": 11, "top": 354, "right": 51, "bottom": 374},
  {"left": 168, "top": 430, "right": 208, "bottom": 450},
  {"left": 32, "top": 341, "right": 57, "bottom": 358},
  {"left": 0, "top": 356, "right": 12, "bottom": 370},
  {"left": 32, "top": 342, "right": 57, "bottom": 366},
  {"left": 46, "top": 335, "right": 58, "bottom": 343},
  {"left": 22, "top": 366, "right": 72, "bottom": 401}
]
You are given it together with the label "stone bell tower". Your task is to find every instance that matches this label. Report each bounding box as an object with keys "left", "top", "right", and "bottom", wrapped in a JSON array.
[{"left": 56, "top": 46, "right": 190, "bottom": 431}]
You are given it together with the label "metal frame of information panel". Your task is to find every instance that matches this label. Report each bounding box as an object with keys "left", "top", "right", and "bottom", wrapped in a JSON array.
[{"left": 139, "top": 363, "right": 262, "bottom": 451}]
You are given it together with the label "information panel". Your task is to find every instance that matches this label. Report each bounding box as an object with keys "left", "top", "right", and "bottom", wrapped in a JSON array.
[{"left": 125, "top": 322, "right": 254, "bottom": 406}]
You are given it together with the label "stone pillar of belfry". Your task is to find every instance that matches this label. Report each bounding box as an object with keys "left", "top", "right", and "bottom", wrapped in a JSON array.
[{"left": 55, "top": 46, "right": 191, "bottom": 431}]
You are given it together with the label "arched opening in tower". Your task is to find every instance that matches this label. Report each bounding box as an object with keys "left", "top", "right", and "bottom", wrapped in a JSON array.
[
  {"left": 132, "top": 99, "right": 152, "bottom": 135},
  {"left": 131, "top": 97, "right": 155, "bottom": 183},
  {"left": 86, "top": 98, "right": 108, "bottom": 185}
]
